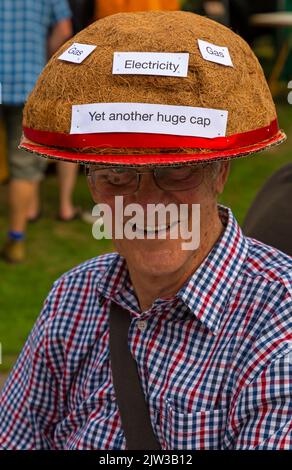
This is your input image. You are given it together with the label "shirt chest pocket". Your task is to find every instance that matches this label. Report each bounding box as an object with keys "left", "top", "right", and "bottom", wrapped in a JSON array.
[{"left": 159, "top": 399, "right": 228, "bottom": 450}]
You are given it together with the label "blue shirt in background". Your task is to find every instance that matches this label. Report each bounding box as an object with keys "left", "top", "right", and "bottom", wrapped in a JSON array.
[{"left": 0, "top": 0, "right": 71, "bottom": 105}]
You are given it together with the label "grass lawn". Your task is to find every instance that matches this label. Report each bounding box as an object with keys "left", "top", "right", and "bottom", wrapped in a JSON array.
[{"left": 0, "top": 99, "right": 291, "bottom": 373}]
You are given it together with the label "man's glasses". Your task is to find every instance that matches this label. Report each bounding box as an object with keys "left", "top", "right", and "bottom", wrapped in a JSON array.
[{"left": 86, "top": 165, "right": 207, "bottom": 196}]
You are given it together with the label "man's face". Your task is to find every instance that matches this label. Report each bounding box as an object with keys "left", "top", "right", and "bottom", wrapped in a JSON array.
[{"left": 87, "top": 162, "right": 230, "bottom": 278}]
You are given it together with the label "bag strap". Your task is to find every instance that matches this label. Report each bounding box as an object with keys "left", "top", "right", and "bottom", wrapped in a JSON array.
[{"left": 109, "top": 300, "right": 161, "bottom": 450}]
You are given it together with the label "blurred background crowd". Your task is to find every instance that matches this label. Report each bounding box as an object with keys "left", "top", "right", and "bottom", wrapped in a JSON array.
[{"left": 0, "top": 0, "right": 291, "bottom": 385}]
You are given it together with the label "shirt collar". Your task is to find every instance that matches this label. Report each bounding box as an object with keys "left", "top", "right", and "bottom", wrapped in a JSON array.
[
  {"left": 177, "top": 205, "right": 249, "bottom": 335},
  {"left": 96, "top": 205, "right": 249, "bottom": 334},
  {"left": 96, "top": 253, "right": 141, "bottom": 312}
]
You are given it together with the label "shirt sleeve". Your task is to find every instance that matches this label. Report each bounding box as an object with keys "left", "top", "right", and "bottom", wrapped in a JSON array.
[
  {"left": 0, "top": 281, "right": 65, "bottom": 450},
  {"left": 49, "top": 0, "right": 72, "bottom": 25},
  {"left": 230, "top": 352, "right": 292, "bottom": 449}
]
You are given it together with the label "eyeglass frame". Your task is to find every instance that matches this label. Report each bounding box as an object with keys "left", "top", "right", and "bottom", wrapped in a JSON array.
[{"left": 85, "top": 163, "right": 209, "bottom": 195}]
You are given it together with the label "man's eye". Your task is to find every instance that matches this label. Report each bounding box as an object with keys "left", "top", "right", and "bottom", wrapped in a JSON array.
[
  {"left": 108, "top": 175, "right": 125, "bottom": 185},
  {"left": 167, "top": 168, "right": 193, "bottom": 180}
]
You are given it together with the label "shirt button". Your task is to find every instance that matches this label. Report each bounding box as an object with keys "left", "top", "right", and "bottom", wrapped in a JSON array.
[{"left": 137, "top": 320, "right": 147, "bottom": 332}]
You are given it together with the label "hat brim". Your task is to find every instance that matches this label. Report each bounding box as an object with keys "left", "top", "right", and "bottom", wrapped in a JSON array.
[{"left": 19, "top": 130, "right": 286, "bottom": 167}]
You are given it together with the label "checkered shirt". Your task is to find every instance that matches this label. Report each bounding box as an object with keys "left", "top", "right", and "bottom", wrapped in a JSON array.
[
  {"left": 0, "top": 206, "right": 291, "bottom": 450},
  {"left": 0, "top": 0, "right": 71, "bottom": 105}
]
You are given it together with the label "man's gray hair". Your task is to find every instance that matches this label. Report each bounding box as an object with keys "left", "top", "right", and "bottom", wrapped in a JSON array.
[{"left": 205, "top": 161, "right": 222, "bottom": 178}]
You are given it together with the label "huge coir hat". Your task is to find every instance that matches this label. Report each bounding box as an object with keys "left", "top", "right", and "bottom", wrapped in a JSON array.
[{"left": 20, "top": 10, "right": 286, "bottom": 167}]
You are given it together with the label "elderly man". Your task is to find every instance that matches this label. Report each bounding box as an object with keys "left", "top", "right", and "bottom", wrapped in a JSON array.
[{"left": 0, "top": 11, "right": 291, "bottom": 450}]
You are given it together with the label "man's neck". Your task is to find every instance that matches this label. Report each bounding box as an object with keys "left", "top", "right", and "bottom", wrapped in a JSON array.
[{"left": 127, "top": 212, "right": 224, "bottom": 312}]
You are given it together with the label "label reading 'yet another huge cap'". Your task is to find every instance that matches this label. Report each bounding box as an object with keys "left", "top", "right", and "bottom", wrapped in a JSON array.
[{"left": 70, "top": 103, "right": 228, "bottom": 138}]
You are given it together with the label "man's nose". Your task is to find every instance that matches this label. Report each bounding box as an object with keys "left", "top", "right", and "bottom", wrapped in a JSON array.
[{"left": 132, "top": 172, "right": 165, "bottom": 205}]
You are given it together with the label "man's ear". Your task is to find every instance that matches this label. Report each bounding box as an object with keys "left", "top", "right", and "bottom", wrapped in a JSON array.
[{"left": 214, "top": 161, "right": 230, "bottom": 195}]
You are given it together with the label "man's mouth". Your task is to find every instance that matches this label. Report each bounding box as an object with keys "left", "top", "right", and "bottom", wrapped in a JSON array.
[{"left": 130, "top": 220, "right": 180, "bottom": 235}]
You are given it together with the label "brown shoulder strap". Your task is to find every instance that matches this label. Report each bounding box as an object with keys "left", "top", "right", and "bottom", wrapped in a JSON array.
[{"left": 109, "top": 301, "right": 161, "bottom": 450}]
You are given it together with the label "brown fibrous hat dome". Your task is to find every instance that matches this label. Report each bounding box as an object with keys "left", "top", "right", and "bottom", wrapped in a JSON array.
[{"left": 21, "top": 10, "right": 285, "bottom": 165}]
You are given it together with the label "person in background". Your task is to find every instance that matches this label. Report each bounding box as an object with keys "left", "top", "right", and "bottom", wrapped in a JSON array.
[
  {"left": 242, "top": 163, "right": 292, "bottom": 257},
  {"left": 0, "top": 0, "right": 72, "bottom": 263}
]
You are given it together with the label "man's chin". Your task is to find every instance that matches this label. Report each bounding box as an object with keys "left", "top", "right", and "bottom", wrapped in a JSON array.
[{"left": 128, "top": 248, "right": 191, "bottom": 277}]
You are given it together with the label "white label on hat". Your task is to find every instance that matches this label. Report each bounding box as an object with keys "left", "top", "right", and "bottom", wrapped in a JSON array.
[
  {"left": 70, "top": 103, "right": 228, "bottom": 138},
  {"left": 112, "top": 52, "right": 189, "bottom": 77},
  {"left": 197, "top": 39, "right": 233, "bottom": 67},
  {"left": 58, "top": 43, "right": 96, "bottom": 64}
]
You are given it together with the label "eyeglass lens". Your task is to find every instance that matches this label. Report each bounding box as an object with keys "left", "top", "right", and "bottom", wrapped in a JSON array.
[{"left": 87, "top": 166, "right": 205, "bottom": 195}]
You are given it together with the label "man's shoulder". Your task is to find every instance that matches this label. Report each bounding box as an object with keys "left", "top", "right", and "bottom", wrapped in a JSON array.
[
  {"left": 55, "top": 252, "right": 120, "bottom": 287},
  {"left": 26, "top": 253, "right": 121, "bottom": 383},
  {"left": 229, "top": 236, "right": 292, "bottom": 386},
  {"left": 35, "top": 253, "right": 120, "bottom": 346},
  {"left": 243, "top": 236, "right": 292, "bottom": 293},
  {"left": 240, "top": 236, "right": 291, "bottom": 361}
]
